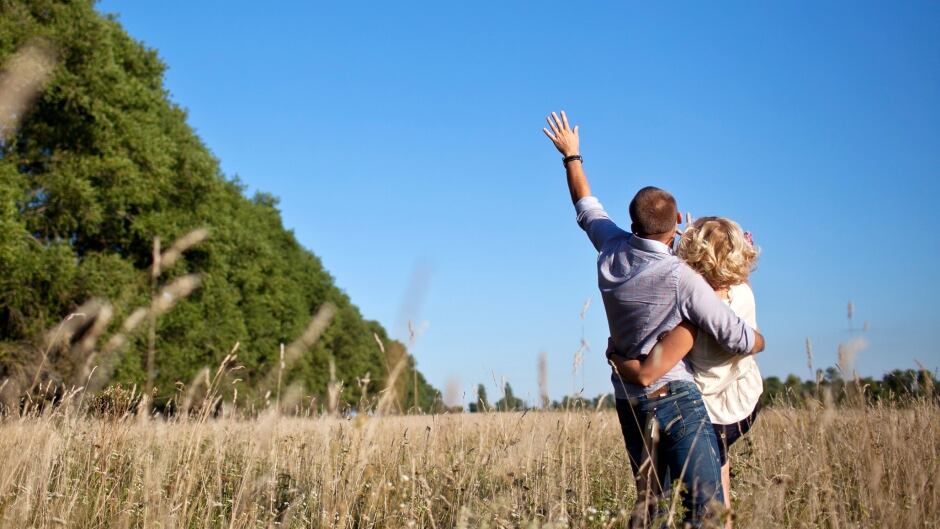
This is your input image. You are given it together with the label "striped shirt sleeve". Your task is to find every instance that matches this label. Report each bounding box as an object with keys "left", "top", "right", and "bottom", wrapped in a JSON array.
[
  {"left": 677, "top": 264, "right": 756, "bottom": 355},
  {"left": 574, "top": 196, "right": 629, "bottom": 251}
]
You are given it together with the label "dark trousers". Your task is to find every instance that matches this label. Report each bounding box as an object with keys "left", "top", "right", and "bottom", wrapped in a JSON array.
[{"left": 615, "top": 381, "right": 724, "bottom": 528}]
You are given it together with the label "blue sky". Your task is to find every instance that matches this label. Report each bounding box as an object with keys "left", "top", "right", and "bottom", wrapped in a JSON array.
[{"left": 97, "top": 1, "right": 939, "bottom": 404}]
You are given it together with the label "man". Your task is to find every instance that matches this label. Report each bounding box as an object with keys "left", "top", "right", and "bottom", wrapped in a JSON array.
[{"left": 542, "top": 111, "right": 764, "bottom": 527}]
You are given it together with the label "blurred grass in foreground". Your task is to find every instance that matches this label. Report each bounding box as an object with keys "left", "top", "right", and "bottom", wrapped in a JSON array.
[{"left": 0, "top": 400, "right": 936, "bottom": 528}]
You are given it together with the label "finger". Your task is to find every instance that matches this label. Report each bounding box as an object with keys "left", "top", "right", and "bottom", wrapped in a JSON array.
[
  {"left": 542, "top": 127, "right": 557, "bottom": 141},
  {"left": 561, "top": 111, "right": 570, "bottom": 130},
  {"left": 546, "top": 115, "right": 560, "bottom": 135},
  {"left": 573, "top": 125, "right": 579, "bottom": 136},
  {"left": 551, "top": 112, "right": 564, "bottom": 132}
]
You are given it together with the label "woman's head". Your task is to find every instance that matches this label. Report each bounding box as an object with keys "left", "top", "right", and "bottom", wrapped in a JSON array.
[{"left": 676, "top": 216, "right": 758, "bottom": 290}]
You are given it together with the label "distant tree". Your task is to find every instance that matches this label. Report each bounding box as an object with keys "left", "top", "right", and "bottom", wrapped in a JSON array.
[
  {"left": 468, "top": 383, "right": 489, "bottom": 413},
  {"left": 425, "top": 393, "right": 462, "bottom": 414},
  {"left": 558, "top": 394, "right": 589, "bottom": 410},
  {"left": 824, "top": 367, "right": 842, "bottom": 383},
  {"left": 494, "top": 383, "right": 525, "bottom": 411},
  {"left": 761, "top": 376, "right": 785, "bottom": 406},
  {"left": 880, "top": 369, "right": 937, "bottom": 401},
  {"left": 857, "top": 376, "right": 882, "bottom": 402},
  {"left": 592, "top": 393, "right": 615, "bottom": 409}
]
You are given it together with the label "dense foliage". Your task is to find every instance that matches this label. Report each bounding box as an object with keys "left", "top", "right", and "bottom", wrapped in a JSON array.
[{"left": 0, "top": 0, "right": 439, "bottom": 410}]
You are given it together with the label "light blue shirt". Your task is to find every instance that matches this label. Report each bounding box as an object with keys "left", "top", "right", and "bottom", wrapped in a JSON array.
[{"left": 575, "top": 196, "right": 756, "bottom": 399}]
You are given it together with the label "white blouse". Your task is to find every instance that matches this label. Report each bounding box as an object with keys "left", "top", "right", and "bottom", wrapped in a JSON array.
[{"left": 686, "top": 282, "right": 763, "bottom": 425}]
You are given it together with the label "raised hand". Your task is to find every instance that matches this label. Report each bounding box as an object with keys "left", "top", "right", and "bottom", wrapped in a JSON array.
[{"left": 543, "top": 111, "right": 580, "bottom": 157}]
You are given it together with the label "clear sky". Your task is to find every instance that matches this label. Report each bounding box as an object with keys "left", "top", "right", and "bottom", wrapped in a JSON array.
[{"left": 97, "top": 1, "right": 939, "bottom": 405}]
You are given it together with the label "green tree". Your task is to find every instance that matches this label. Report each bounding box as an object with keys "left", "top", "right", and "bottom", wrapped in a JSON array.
[
  {"left": 760, "top": 376, "right": 784, "bottom": 406},
  {"left": 0, "top": 0, "right": 438, "bottom": 410},
  {"left": 471, "top": 383, "right": 489, "bottom": 412},
  {"left": 494, "top": 382, "right": 525, "bottom": 411}
]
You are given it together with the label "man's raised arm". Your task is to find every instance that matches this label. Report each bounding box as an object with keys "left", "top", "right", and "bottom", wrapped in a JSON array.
[
  {"left": 543, "top": 111, "right": 590, "bottom": 203},
  {"left": 544, "top": 111, "right": 628, "bottom": 251}
]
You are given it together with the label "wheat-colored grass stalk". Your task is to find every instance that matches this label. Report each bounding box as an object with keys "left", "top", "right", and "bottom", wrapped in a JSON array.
[{"left": 0, "top": 38, "right": 57, "bottom": 139}]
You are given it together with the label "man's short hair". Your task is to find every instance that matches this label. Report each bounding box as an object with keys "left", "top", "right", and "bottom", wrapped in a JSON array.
[{"left": 629, "top": 186, "right": 678, "bottom": 236}]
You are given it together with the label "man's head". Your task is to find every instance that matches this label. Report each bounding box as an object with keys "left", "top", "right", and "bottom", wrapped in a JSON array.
[{"left": 629, "top": 186, "right": 681, "bottom": 245}]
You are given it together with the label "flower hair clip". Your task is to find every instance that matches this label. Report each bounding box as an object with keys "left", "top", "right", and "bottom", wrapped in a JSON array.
[{"left": 743, "top": 231, "right": 755, "bottom": 246}]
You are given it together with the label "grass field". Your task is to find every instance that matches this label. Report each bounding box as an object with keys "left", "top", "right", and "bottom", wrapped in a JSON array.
[{"left": 0, "top": 400, "right": 936, "bottom": 528}]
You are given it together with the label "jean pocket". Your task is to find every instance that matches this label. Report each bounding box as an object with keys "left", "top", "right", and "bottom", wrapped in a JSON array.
[
  {"left": 679, "top": 398, "right": 715, "bottom": 441},
  {"left": 659, "top": 401, "right": 686, "bottom": 439}
]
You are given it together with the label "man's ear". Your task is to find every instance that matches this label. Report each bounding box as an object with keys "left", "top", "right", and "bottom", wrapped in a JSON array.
[{"left": 676, "top": 212, "right": 682, "bottom": 226}]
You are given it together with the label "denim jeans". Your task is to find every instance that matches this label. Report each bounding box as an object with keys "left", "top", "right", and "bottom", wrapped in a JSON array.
[{"left": 615, "top": 381, "right": 724, "bottom": 528}]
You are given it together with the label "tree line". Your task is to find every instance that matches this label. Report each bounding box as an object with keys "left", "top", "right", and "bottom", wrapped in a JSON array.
[
  {"left": 464, "top": 368, "right": 938, "bottom": 412},
  {"left": 760, "top": 367, "right": 937, "bottom": 407}
]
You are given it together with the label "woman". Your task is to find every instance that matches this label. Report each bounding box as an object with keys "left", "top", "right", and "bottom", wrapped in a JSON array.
[{"left": 610, "top": 216, "right": 762, "bottom": 525}]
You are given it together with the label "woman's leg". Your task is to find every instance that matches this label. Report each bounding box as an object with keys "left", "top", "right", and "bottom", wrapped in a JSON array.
[
  {"left": 721, "top": 460, "right": 732, "bottom": 529},
  {"left": 718, "top": 407, "right": 762, "bottom": 529},
  {"left": 721, "top": 461, "right": 731, "bottom": 509}
]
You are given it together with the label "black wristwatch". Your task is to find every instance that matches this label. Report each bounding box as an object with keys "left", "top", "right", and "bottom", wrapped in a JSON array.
[{"left": 563, "top": 154, "right": 583, "bottom": 166}]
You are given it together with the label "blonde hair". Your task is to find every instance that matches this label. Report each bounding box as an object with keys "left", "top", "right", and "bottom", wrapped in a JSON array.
[{"left": 676, "top": 216, "right": 759, "bottom": 290}]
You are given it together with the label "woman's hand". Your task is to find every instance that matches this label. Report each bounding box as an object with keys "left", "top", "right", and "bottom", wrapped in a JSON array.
[{"left": 543, "top": 111, "right": 580, "bottom": 157}]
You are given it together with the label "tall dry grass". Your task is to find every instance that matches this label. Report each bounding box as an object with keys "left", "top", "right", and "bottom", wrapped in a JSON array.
[{"left": 0, "top": 399, "right": 936, "bottom": 528}]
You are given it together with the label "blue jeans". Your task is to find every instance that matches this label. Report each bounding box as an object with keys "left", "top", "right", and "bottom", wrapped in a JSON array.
[{"left": 615, "top": 381, "right": 724, "bottom": 528}]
